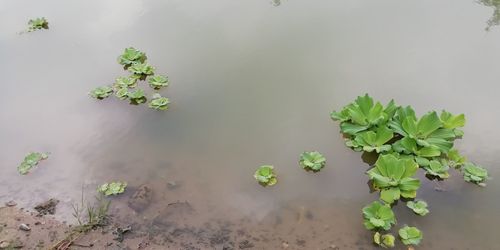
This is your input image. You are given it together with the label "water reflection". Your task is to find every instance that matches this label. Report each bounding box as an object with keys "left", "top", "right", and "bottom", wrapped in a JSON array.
[{"left": 478, "top": 0, "right": 500, "bottom": 30}]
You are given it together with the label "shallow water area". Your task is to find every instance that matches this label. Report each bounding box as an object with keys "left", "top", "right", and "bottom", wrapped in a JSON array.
[{"left": 1, "top": 0, "right": 500, "bottom": 249}]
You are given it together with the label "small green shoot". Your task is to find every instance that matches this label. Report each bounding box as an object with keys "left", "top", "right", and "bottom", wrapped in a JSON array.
[
  {"left": 362, "top": 201, "right": 396, "bottom": 231},
  {"left": 398, "top": 226, "right": 423, "bottom": 245},
  {"left": 406, "top": 200, "right": 429, "bottom": 216},
  {"left": 148, "top": 93, "right": 170, "bottom": 110},
  {"left": 373, "top": 232, "right": 395, "bottom": 248},
  {"left": 90, "top": 86, "right": 113, "bottom": 99},
  {"left": 299, "top": 151, "right": 326, "bottom": 172},
  {"left": 254, "top": 165, "right": 277, "bottom": 186},
  {"left": 97, "top": 182, "right": 127, "bottom": 196},
  {"left": 147, "top": 75, "right": 169, "bottom": 90},
  {"left": 18, "top": 152, "right": 48, "bottom": 175}
]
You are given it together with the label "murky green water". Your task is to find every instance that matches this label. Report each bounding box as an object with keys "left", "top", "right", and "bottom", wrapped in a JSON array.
[{"left": 1, "top": 0, "right": 500, "bottom": 249}]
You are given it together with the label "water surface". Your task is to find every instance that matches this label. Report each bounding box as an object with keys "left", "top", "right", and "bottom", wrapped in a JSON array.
[{"left": 1, "top": 0, "right": 500, "bottom": 249}]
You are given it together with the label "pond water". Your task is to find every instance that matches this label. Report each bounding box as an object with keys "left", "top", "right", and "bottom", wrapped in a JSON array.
[{"left": 1, "top": 0, "right": 500, "bottom": 249}]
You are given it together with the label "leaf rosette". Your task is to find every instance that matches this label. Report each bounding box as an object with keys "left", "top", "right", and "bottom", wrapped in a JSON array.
[
  {"left": 299, "top": 151, "right": 326, "bottom": 172},
  {"left": 362, "top": 201, "right": 396, "bottom": 230}
]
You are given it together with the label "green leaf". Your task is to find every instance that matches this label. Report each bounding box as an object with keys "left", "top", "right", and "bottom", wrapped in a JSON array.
[
  {"left": 446, "top": 149, "right": 467, "bottom": 168},
  {"left": 97, "top": 182, "right": 127, "bottom": 196},
  {"left": 440, "top": 110, "right": 465, "bottom": 129},
  {"left": 18, "top": 152, "right": 49, "bottom": 175},
  {"left": 362, "top": 201, "right": 396, "bottom": 231},
  {"left": 254, "top": 165, "right": 277, "bottom": 186},
  {"left": 407, "top": 200, "right": 429, "bottom": 216},
  {"left": 115, "top": 88, "right": 129, "bottom": 100},
  {"left": 299, "top": 151, "right": 326, "bottom": 172},
  {"left": 399, "top": 226, "right": 423, "bottom": 245},
  {"left": 340, "top": 122, "right": 369, "bottom": 135},
  {"left": 114, "top": 76, "right": 137, "bottom": 89},
  {"left": 354, "top": 126, "right": 393, "bottom": 153},
  {"left": 417, "top": 111, "right": 442, "bottom": 138},
  {"left": 380, "top": 188, "right": 400, "bottom": 204}
]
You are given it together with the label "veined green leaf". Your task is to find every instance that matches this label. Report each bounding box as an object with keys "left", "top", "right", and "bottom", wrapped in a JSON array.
[
  {"left": 362, "top": 201, "right": 396, "bottom": 231},
  {"left": 18, "top": 152, "right": 49, "bottom": 175},
  {"left": 440, "top": 110, "right": 465, "bottom": 129},
  {"left": 97, "top": 181, "right": 127, "bottom": 196},
  {"left": 299, "top": 151, "right": 326, "bottom": 172},
  {"left": 399, "top": 226, "right": 423, "bottom": 245},
  {"left": 254, "top": 165, "right": 277, "bottom": 186},
  {"left": 407, "top": 200, "right": 429, "bottom": 216}
]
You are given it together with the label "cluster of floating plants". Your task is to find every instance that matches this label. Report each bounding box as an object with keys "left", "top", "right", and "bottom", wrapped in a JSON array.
[
  {"left": 331, "top": 94, "right": 489, "bottom": 247},
  {"left": 17, "top": 152, "right": 49, "bottom": 175},
  {"left": 90, "top": 47, "right": 170, "bottom": 111},
  {"left": 254, "top": 151, "right": 326, "bottom": 186}
]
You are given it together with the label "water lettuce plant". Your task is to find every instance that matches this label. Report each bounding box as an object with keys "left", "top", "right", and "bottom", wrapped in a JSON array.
[
  {"left": 27, "top": 17, "right": 49, "bottom": 32},
  {"left": 423, "top": 160, "right": 449, "bottom": 179},
  {"left": 117, "top": 47, "right": 146, "bottom": 67},
  {"left": 115, "top": 88, "right": 129, "bottom": 100},
  {"left": 18, "top": 152, "right": 48, "bottom": 175},
  {"left": 299, "top": 151, "right": 326, "bottom": 172},
  {"left": 114, "top": 76, "right": 137, "bottom": 88},
  {"left": 362, "top": 201, "right": 396, "bottom": 230},
  {"left": 463, "top": 163, "right": 489, "bottom": 186},
  {"left": 367, "top": 154, "right": 420, "bottom": 204},
  {"left": 398, "top": 226, "right": 423, "bottom": 245},
  {"left": 148, "top": 94, "right": 170, "bottom": 110},
  {"left": 254, "top": 165, "right": 277, "bottom": 186},
  {"left": 127, "top": 89, "right": 146, "bottom": 104},
  {"left": 90, "top": 86, "right": 113, "bottom": 99},
  {"left": 406, "top": 200, "right": 429, "bottom": 216},
  {"left": 331, "top": 94, "right": 490, "bottom": 247},
  {"left": 128, "top": 62, "right": 155, "bottom": 77},
  {"left": 147, "top": 75, "right": 169, "bottom": 90},
  {"left": 97, "top": 182, "right": 127, "bottom": 196},
  {"left": 373, "top": 232, "right": 395, "bottom": 248}
]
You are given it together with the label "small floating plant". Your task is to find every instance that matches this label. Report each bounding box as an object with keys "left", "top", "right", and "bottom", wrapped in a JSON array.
[
  {"left": 18, "top": 152, "right": 49, "bottom": 175},
  {"left": 90, "top": 47, "right": 171, "bottom": 111},
  {"left": 254, "top": 165, "right": 277, "bottom": 186},
  {"left": 25, "top": 17, "right": 49, "bottom": 32},
  {"left": 299, "top": 151, "right": 326, "bottom": 172},
  {"left": 331, "top": 93, "right": 490, "bottom": 247},
  {"left": 97, "top": 182, "right": 127, "bottom": 196}
]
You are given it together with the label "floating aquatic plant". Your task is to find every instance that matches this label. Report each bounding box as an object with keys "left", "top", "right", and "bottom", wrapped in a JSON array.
[
  {"left": 331, "top": 93, "right": 490, "bottom": 247},
  {"left": 115, "top": 88, "right": 129, "bottom": 100},
  {"left": 27, "top": 17, "right": 49, "bottom": 32},
  {"left": 406, "top": 200, "right": 429, "bottom": 216},
  {"left": 362, "top": 201, "right": 396, "bottom": 231},
  {"left": 463, "top": 163, "right": 489, "bottom": 186},
  {"left": 90, "top": 86, "right": 113, "bottom": 99},
  {"left": 147, "top": 75, "right": 169, "bottom": 90},
  {"left": 117, "top": 47, "right": 146, "bottom": 67},
  {"left": 367, "top": 154, "right": 420, "bottom": 204},
  {"left": 373, "top": 232, "right": 395, "bottom": 248},
  {"left": 423, "top": 160, "right": 449, "bottom": 179},
  {"left": 114, "top": 76, "right": 137, "bottom": 89},
  {"left": 127, "top": 89, "right": 146, "bottom": 104},
  {"left": 128, "top": 62, "right": 155, "bottom": 77},
  {"left": 299, "top": 151, "right": 326, "bottom": 172},
  {"left": 398, "top": 226, "right": 423, "bottom": 245},
  {"left": 254, "top": 165, "right": 277, "bottom": 186},
  {"left": 18, "top": 152, "right": 48, "bottom": 175},
  {"left": 148, "top": 93, "right": 170, "bottom": 110},
  {"left": 97, "top": 182, "right": 127, "bottom": 196}
]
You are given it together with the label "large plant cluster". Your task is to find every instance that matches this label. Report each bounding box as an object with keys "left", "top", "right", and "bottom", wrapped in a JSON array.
[
  {"left": 90, "top": 47, "right": 170, "bottom": 111},
  {"left": 331, "top": 94, "right": 489, "bottom": 247}
]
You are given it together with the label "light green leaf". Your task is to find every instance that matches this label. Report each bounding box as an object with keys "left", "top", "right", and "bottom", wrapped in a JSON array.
[
  {"left": 299, "top": 151, "right": 326, "bottom": 172},
  {"left": 440, "top": 111, "right": 465, "bottom": 129},
  {"left": 407, "top": 200, "right": 429, "bottom": 216},
  {"left": 147, "top": 75, "right": 169, "bottom": 90},
  {"left": 362, "top": 201, "right": 396, "bottom": 231},
  {"left": 18, "top": 152, "right": 49, "bottom": 175},
  {"left": 97, "top": 181, "right": 127, "bottom": 196},
  {"left": 399, "top": 226, "right": 423, "bottom": 245},
  {"left": 254, "top": 165, "right": 277, "bottom": 186},
  {"left": 90, "top": 86, "right": 113, "bottom": 99}
]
